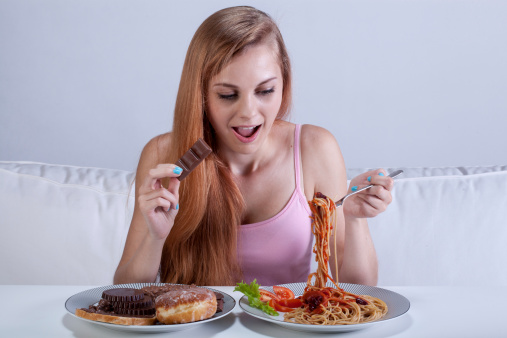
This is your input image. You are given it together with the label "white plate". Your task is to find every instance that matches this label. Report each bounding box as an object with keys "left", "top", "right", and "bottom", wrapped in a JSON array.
[
  {"left": 65, "top": 283, "right": 235, "bottom": 333},
  {"left": 239, "top": 282, "right": 410, "bottom": 333}
]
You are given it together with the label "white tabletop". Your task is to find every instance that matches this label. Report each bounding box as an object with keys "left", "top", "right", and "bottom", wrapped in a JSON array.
[{"left": 0, "top": 285, "right": 505, "bottom": 338}]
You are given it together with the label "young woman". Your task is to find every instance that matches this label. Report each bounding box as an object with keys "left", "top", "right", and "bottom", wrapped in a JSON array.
[{"left": 114, "top": 6, "right": 394, "bottom": 287}]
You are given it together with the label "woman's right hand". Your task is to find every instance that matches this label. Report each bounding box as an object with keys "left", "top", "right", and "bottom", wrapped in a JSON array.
[{"left": 137, "top": 164, "right": 182, "bottom": 240}]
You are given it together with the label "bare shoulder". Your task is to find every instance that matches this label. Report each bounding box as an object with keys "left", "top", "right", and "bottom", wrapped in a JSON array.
[
  {"left": 300, "top": 124, "right": 343, "bottom": 174},
  {"left": 271, "top": 120, "right": 297, "bottom": 144},
  {"left": 300, "top": 125, "right": 347, "bottom": 200},
  {"left": 140, "top": 132, "right": 172, "bottom": 160},
  {"left": 300, "top": 124, "right": 339, "bottom": 152},
  {"left": 136, "top": 132, "right": 173, "bottom": 183}
]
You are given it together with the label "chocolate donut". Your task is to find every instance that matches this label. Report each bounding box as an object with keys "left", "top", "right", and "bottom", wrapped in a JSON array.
[
  {"left": 155, "top": 286, "right": 217, "bottom": 324},
  {"left": 75, "top": 287, "right": 156, "bottom": 325}
]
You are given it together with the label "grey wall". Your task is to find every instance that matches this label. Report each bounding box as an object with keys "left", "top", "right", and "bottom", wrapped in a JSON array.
[{"left": 1, "top": 0, "right": 506, "bottom": 172}]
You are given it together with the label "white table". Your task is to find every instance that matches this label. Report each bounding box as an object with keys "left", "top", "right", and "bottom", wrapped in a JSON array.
[{"left": 0, "top": 285, "right": 505, "bottom": 338}]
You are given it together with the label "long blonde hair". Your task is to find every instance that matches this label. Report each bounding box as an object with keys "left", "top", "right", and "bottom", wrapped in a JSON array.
[{"left": 160, "top": 6, "right": 292, "bottom": 285}]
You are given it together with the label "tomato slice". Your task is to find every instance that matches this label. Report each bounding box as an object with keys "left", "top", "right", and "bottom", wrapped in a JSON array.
[
  {"left": 272, "top": 286, "right": 295, "bottom": 300},
  {"left": 259, "top": 289, "right": 280, "bottom": 302},
  {"left": 277, "top": 298, "right": 303, "bottom": 308},
  {"left": 269, "top": 299, "right": 295, "bottom": 312}
]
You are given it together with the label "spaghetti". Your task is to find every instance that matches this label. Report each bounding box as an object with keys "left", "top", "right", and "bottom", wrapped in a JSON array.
[{"left": 283, "top": 192, "right": 388, "bottom": 325}]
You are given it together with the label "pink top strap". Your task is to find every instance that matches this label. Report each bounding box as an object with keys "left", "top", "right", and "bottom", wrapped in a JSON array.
[{"left": 294, "top": 124, "right": 302, "bottom": 191}]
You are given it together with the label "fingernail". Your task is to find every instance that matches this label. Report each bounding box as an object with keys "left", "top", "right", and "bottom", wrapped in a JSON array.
[
  {"left": 379, "top": 172, "right": 384, "bottom": 176},
  {"left": 351, "top": 186, "right": 358, "bottom": 192},
  {"left": 367, "top": 176, "right": 371, "bottom": 182},
  {"left": 173, "top": 166, "right": 183, "bottom": 175},
  {"left": 167, "top": 207, "right": 171, "bottom": 212}
]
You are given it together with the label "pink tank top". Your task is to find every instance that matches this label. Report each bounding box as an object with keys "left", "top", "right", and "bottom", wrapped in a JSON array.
[{"left": 237, "top": 124, "right": 313, "bottom": 286}]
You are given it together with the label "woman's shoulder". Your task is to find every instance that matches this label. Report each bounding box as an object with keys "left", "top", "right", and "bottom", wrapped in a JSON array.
[
  {"left": 299, "top": 124, "right": 347, "bottom": 197},
  {"left": 136, "top": 132, "right": 173, "bottom": 174},
  {"left": 300, "top": 123, "right": 334, "bottom": 139},
  {"left": 142, "top": 132, "right": 173, "bottom": 154},
  {"left": 144, "top": 132, "right": 172, "bottom": 150},
  {"left": 300, "top": 124, "right": 340, "bottom": 157}
]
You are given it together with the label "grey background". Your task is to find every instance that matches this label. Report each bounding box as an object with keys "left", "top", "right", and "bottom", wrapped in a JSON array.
[{"left": 1, "top": 0, "right": 506, "bottom": 172}]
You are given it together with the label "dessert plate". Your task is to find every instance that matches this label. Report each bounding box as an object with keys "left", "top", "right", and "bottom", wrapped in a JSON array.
[
  {"left": 239, "top": 282, "right": 410, "bottom": 333},
  {"left": 65, "top": 283, "right": 235, "bottom": 333}
]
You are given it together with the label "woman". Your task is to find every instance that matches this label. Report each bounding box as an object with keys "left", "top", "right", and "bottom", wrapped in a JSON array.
[{"left": 114, "top": 6, "right": 394, "bottom": 287}]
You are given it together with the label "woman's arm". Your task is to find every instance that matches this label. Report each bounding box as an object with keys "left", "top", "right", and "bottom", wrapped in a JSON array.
[
  {"left": 114, "top": 134, "right": 181, "bottom": 284},
  {"left": 338, "top": 216, "right": 378, "bottom": 285},
  {"left": 301, "top": 125, "right": 392, "bottom": 286},
  {"left": 339, "top": 169, "right": 394, "bottom": 285}
]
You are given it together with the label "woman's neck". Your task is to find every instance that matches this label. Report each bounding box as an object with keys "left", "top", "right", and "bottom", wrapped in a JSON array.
[{"left": 217, "top": 124, "right": 281, "bottom": 177}]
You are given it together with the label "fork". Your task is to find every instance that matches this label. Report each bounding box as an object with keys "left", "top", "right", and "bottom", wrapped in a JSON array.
[{"left": 335, "top": 170, "right": 404, "bottom": 207}]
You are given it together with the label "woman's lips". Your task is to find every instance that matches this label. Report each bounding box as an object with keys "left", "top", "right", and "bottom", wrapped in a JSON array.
[{"left": 232, "top": 125, "right": 261, "bottom": 143}]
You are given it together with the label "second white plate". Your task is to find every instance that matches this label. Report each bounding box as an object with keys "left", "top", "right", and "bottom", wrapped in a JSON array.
[{"left": 239, "top": 282, "right": 410, "bottom": 333}]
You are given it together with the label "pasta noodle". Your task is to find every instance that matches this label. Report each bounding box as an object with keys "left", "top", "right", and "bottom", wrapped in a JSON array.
[{"left": 283, "top": 192, "right": 388, "bottom": 325}]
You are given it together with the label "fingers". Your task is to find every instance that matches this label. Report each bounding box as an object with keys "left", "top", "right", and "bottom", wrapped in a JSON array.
[
  {"left": 354, "top": 195, "right": 386, "bottom": 218},
  {"left": 361, "top": 184, "right": 391, "bottom": 204},
  {"left": 350, "top": 169, "right": 393, "bottom": 192},
  {"left": 138, "top": 186, "right": 179, "bottom": 213},
  {"left": 141, "top": 164, "right": 183, "bottom": 192},
  {"left": 360, "top": 191, "right": 389, "bottom": 212},
  {"left": 137, "top": 163, "right": 182, "bottom": 218},
  {"left": 349, "top": 168, "right": 394, "bottom": 214},
  {"left": 367, "top": 169, "right": 394, "bottom": 191},
  {"left": 167, "top": 176, "right": 180, "bottom": 197}
]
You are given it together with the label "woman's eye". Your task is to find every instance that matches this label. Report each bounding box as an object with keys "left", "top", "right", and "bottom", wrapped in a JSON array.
[
  {"left": 258, "top": 88, "right": 274, "bottom": 95},
  {"left": 218, "top": 93, "right": 237, "bottom": 100}
]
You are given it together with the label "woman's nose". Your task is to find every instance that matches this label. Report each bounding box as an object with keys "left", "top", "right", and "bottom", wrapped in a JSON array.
[{"left": 237, "top": 94, "right": 257, "bottom": 119}]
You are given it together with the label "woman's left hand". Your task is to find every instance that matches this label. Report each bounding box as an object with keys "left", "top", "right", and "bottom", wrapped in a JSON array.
[{"left": 342, "top": 168, "right": 394, "bottom": 219}]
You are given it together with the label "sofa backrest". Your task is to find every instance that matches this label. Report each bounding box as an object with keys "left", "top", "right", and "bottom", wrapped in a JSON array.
[
  {"left": 364, "top": 165, "right": 507, "bottom": 286},
  {"left": 1, "top": 161, "right": 506, "bottom": 286},
  {"left": 0, "top": 161, "right": 134, "bottom": 285}
]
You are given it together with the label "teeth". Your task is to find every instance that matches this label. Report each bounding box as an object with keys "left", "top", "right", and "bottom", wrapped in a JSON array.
[{"left": 234, "top": 125, "right": 258, "bottom": 138}]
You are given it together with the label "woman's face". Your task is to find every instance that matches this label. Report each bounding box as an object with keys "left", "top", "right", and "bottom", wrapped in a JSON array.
[{"left": 206, "top": 43, "right": 283, "bottom": 155}]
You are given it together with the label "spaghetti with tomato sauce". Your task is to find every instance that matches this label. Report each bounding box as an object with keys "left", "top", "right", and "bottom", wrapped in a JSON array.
[{"left": 283, "top": 192, "right": 388, "bottom": 325}]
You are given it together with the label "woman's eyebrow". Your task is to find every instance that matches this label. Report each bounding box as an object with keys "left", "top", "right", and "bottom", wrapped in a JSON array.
[{"left": 213, "top": 76, "right": 278, "bottom": 88}]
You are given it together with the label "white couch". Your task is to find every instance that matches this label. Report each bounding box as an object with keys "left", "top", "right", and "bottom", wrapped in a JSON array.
[{"left": 1, "top": 161, "right": 507, "bottom": 286}]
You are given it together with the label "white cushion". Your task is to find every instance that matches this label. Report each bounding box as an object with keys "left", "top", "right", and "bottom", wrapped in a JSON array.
[
  {"left": 1, "top": 161, "right": 506, "bottom": 286},
  {"left": 314, "top": 166, "right": 507, "bottom": 286},
  {"left": 0, "top": 161, "right": 134, "bottom": 285},
  {"left": 369, "top": 168, "right": 507, "bottom": 286},
  {"left": 347, "top": 165, "right": 507, "bottom": 179}
]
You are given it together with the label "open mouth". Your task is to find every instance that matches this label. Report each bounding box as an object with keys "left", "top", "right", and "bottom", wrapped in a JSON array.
[{"left": 232, "top": 125, "right": 261, "bottom": 143}]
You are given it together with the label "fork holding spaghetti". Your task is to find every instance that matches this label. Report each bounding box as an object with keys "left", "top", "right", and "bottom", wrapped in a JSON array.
[{"left": 283, "top": 192, "right": 388, "bottom": 325}]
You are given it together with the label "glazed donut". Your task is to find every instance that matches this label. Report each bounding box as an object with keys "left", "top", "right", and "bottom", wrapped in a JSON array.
[{"left": 155, "top": 286, "right": 217, "bottom": 324}]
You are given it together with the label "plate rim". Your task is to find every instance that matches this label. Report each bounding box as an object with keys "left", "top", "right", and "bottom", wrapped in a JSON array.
[
  {"left": 238, "top": 282, "right": 410, "bottom": 332},
  {"left": 65, "top": 282, "right": 236, "bottom": 331}
]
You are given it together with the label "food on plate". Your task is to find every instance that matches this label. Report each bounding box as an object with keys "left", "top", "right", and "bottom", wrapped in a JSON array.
[
  {"left": 235, "top": 192, "right": 388, "bottom": 325},
  {"left": 234, "top": 280, "right": 279, "bottom": 316},
  {"left": 142, "top": 284, "right": 224, "bottom": 314},
  {"left": 155, "top": 286, "right": 217, "bottom": 324},
  {"left": 235, "top": 280, "right": 304, "bottom": 315},
  {"left": 75, "top": 288, "right": 156, "bottom": 325},
  {"left": 75, "top": 284, "right": 223, "bottom": 326},
  {"left": 259, "top": 289, "right": 280, "bottom": 302},
  {"left": 268, "top": 296, "right": 303, "bottom": 313},
  {"left": 283, "top": 192, "right": 388, "bottom": 325},
  {"left": 272, "top": 285, "right": 295, "bottom": 300},
  {"left": 175, "top": 138, "right": 212, "bottom": 181},
  {"left": 141, "top": 284, "right": 195, "bottom": 298}
]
